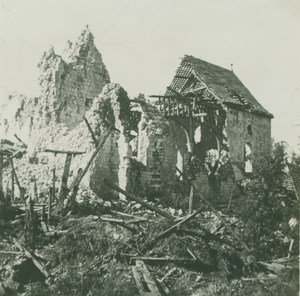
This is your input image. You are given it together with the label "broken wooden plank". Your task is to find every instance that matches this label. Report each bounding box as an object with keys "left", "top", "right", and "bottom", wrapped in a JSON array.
[
  {"left": 103, "top": 178, "right": 175, "bottom": 221},
  {"left": 130, "top": 98, "right": 147, "bottom": 105},
  {"left": 154, "top": 207, "right": 204, "bottom": 241},
  {"left": 158, "top": 267, "right": 177, "bottom": 283},
  {"left": 14, "top": 134, "right": 27, "bottom": 148},
  {"left": 3, "top": 148, "right": 27, "bottom": 167},
  {"left": 0, "top": 251, "right": 22, "bottom": 255},
  {"left": 178, "top": 228, "right": 238, "bottom": 249},
  {"left": 13, "top": 238, "right": 50, "bottom": 278},
  {"left": 193, "top": 186, "right": 251, "bottom": 252},
  {"left": 128, "top": 256, "right": 215, "bottom": 271},
  {"left": 272, "top": 255, "right": 300, "bottom": 264},
  {"left": 0, "top": 151, "right": 12, "bottom": 156},
  {"left": 44, "top": 149, "right": 85, "bottom": 155},
  {"left": 110, "top": 210, "right": 149, "bottom": 221},
  {"left": 132, "top": 259, "right": 162, "bottom": 296},
  {"left": 83, "top": 116, "right": 99, "bottom": 147},
  {"left": 212, "top": 220, "right": 239, "bottom": 235},
  {"left": 258, "top": 261, "right": 293, "bottom": 274},
  {"left": 99, "top": 216, "right": 147, "bottom": 224},
  {"left": 187, "top": 248, "right": 198, "bottom": 260}
]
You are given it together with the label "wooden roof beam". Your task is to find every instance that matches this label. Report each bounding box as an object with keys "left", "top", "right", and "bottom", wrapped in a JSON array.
[
  {"left": 167, "top": 86, "right": 182, "bottom": 96},
  {"left": 174, "top": 75, "right": 191, "bottom": 79}
]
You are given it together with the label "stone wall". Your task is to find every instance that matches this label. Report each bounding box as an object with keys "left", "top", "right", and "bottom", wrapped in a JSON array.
[
  {"left": 136, "top": 103, "right": 178, "bottom": 194},
  {"left": 134, "top": 103, "right": 236, "bottom": 202},
  {"left": 89, "top": 84, "right": 132, "bottom": 198},
  {"left": 226, "top": 108, "right": 272, "bottom": 172}
]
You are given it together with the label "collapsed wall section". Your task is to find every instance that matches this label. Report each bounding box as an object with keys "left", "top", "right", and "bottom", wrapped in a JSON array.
[{"left": 1, "top": 84, "right": 132, "bottom": 202}]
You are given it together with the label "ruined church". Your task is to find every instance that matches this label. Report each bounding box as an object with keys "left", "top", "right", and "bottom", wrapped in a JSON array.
[{"left": 0, "top": 27, "right": 273, "bottom": 204}]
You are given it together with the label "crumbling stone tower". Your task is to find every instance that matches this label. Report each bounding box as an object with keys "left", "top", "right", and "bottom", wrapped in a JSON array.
[
  {"left": 37, "top": 26, "right": 110, "bottom": 128},
  {"left": 0, "top": 26, "right": 110, "bottom": 142}
]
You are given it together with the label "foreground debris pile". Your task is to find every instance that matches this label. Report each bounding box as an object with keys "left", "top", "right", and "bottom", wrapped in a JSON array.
[{"left": 0, "top": 150, "right": 299, "bottom": 295}]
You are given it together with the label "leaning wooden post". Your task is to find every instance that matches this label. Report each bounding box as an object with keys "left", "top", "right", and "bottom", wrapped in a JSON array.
[
  {"left": 44, "top": 149, "right": 85, "bottom": 214},
  {"left": 52, "top": 168, "right": 56, "bottom": 201},
  {"left": 48, "top": 187, "right": 52, "bottom": 223},
  {"left": 11, "top": 169, "right": 14, "bottom": 203},
  {"left": 103, "top": 178, "right": 175, "bottom": 220},
  {"left": 33, "top": 176, "right": 38, "bottom": 201},
  {"left": 188, "top": 185, "right": 194, "bottom": 215},
  {"left": 287, "top": 239, "right": 294, "bottom": 258},
  {"left": 13, "top": 238, "right": 50, "bottom": 279},
  {"left": 9, "top": 157, "right": 25, "bottom": 202},
  {"left": 68, "top": 127, "right": 113, "bottom": 207},
  {"left": 193, "top": 185, "right": 251, "bottom": 252},
  {"left": 149, "top": 206, "right": 205, "bottom": 249},
  {"left": 83, "top": 116, "right": 99, "bottom": 146},
  {"left": 56, "top": 153, "right": 73, "bottom": 213},
  {"left": 0, "top": 154, "right": 3, "bottom": 202},
  {"left": 25, "top": 196, "right": 37, "bottom": 248}
]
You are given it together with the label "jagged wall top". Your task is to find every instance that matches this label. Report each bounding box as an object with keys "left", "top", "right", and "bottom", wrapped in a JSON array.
[
  {"left": 62, "top": 26, "right": 104, "bottom": 66},
  {"left": 36, "top": 26, "right": 110, "bottom": 128},
  {"left": 0, "top": 27, "right": 111, "bottom": 142}
]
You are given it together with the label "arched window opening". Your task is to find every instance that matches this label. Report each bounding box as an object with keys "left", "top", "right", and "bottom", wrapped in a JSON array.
[
  {"left": 244, "top": 143, "right": 253, "bottom": 173},
  {"left": 247, "top": 125, "right": 253, "bottom": 135},
  {"left": 194, "top": 125, "right": 219, "bottom": 162},
  {"left": 175, "top": 150, "right": 183, "bottom": 181},
  {"left": 194, "top": 126, "right": 202, "bottom": 143}
]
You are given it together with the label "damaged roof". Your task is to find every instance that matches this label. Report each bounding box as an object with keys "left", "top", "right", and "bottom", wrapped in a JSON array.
[{"left": 166, "top": 55, "right": 273, "bottom": 118}]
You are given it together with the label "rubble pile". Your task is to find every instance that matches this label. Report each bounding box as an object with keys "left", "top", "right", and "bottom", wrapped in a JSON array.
[{"left": 0, "top": 188, "right": 299, "bottom": 295}]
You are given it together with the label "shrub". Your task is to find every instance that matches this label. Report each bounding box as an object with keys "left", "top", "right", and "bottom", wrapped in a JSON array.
[{"left": 237, "top": 143, "right": 299, "bottom": 260}]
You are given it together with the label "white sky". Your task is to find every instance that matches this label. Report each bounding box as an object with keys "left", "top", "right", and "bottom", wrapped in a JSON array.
[{"left": 0, "top": 0, "right": 300, "bottom": 151}]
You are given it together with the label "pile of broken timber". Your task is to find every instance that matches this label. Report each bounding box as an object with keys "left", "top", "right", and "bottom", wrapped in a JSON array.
[{"left": 101, "top": 180, "right": 297, "bottom": 295}]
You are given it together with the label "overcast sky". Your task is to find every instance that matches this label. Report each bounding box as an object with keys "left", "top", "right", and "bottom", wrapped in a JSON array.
[{"left": 0, "top": 0, "right": 299, "bottom": 151}]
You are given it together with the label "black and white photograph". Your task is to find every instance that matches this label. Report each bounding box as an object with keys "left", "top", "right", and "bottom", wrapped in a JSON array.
[{"left": 0, "top": 0, "right": 299, "bottom": 295}]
